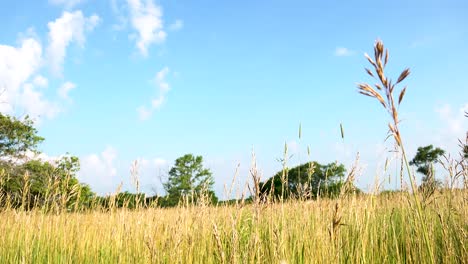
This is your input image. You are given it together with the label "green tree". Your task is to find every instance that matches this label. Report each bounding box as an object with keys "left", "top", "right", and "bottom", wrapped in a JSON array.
[
  {"left": 163, "top": 154, "right": 217, "bottom": 207},
  {"left": 410, "top": 145, "right": 445, "bottom": 190},
  {"left": 260, "top": 161, "right": 348, "bottom": 200},
  {"left": 0, "top": 113, "right": 94, "bottom": 210},
  {"left": 0, "top": 156, "right": 94, "bottom": 210},
  {"left": 0, "top": 114, "right": 44, "bottom": 161}
]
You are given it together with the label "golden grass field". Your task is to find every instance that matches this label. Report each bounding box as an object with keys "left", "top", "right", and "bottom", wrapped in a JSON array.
[{"left": 1, "top": 190, "right": 466, "bottom": 263}]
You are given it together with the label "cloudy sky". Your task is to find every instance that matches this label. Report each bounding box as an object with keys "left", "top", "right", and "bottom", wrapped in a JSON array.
[{"left": 1, "top": 0, "right": 467, "bottom": 197}]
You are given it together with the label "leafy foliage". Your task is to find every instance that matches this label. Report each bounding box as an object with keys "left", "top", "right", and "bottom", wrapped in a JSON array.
[
  {"left": 0, "top": 156, "right": 94, "bottom": 210},
  {"left": 260, "top": 161, "right": 348, "bottom": 200},
  {"left": 163, "top": 154, "right": 217, "bottom": 206},
  {"left": 0, "top": 113, "right": 94, "bottom": 211},
  {"left": 410, "top": 145, "right": 445, "bottom": 192},
  {"left": 0, "top": 114, "right": 44, "bottom": 161}
]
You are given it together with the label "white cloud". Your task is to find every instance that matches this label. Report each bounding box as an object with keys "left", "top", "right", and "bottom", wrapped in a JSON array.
[
  {"left": 58, "top": 81, "right": 76, "bottom": 100},
  {"left": 79, "top": 146, "right": 119, "bottom": 194},
  {"left": 24, "top": 150, "right": 64, "bottom": 164},
  {"left": 435, "top": 103, "right": 468, "bottom": 136},
  {"left": 334, "top": 47, "right": 354, "bottom": 57},
  {"left": 0, "top": 38, "right": 42, "bottom": 114},
  {"left": 49, "top": 0, "right": 86, "bottom": 9},
  {"left": 155, "top": 66, "right": 170, "bottom": 92},
  {"left": 33, "top": 75, "right": 49, "bottom": 88},
  {"left": 153, "top": 158, "right": 167, "bottom": 167},
  {"left": 0, "top": 32, "right": 78, "bottom": 121},
  {"left": 127, "top": 0, "right": 166, "bottom": 56},
  {"left": 47, "top": 11, "right": 100, "bottom": 76},
  {"left": 20, "top": 83, "right": 61, "bottom": 120},
  {"left": 110, "top": 0, "right": 128, "bottom": 31},
  {"left": 137, "top": 66, "right": 171, "bottom": 120},
  {"left": 0, "top": 37, "right": 59, "bottom": 119},
  {"left": 169, "top": 19, "right": 183, "bottom": 31}
]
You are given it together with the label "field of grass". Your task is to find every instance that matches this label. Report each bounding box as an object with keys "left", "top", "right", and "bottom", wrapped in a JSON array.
[
  {"left": 1, "top": 190, "right": 466, "bottom": 263},
  {"left": 1, "top": 40, "right": 466, "bottom": 264}
]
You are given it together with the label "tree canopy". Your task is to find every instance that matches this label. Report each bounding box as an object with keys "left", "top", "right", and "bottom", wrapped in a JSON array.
[
  {"left": 260, "top": 161, "right": 348, "bottom": 200},
  {"left": 162, "top": 154, "right": 217, "bottom": 206},
  {"left": 410, "top": 145, "right": 445, "bottom": 190},
  {"left": 0, "top": 113, "right": 94, "bottom": 211},
  {"left": 0, "top": 114, "right": 44, "bottom": 161}
]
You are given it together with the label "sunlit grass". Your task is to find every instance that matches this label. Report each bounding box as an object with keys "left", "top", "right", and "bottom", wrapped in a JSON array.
[{"left": 0, "top": 191, "right": 466, "bottom": 263}]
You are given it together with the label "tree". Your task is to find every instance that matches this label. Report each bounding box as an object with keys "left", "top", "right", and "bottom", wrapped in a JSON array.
[
  {"left": 410, "top": 145, "right": 445, "bottom": 190},
  {"left": 0, "top": 114, "right": 44, "bottom": 161},
  {"left": 0, "top": 155, "right": 95, "bottom": 210},
  {"left": 0, "top": 113, "right": 94, "bottom": 210},
  {"left": 163, "top": 154, "right": 217, "bottom": 207},
  {"left": 260, "top": 161, "right": 348, "bottom": 200}
]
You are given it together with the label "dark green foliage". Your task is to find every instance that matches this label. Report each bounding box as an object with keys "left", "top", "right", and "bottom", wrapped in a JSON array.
[
  {"left": 0, "top": 156, "right": 95, "bottom": 210},
  {"left": 0, "top": 114, "right": 44, "bottom": 161},
  {"left": 410, "top": 145, "right": 445, "bottom": 192},
  {"left": 163, "top": 154, "right": 217, "bottom": 207},
  {"left": 96, "top": 192, "right": 156, "bottom": 209},
  {"left": 260, "top": 161, "right": 349, "bottom": 200},
  {"left": 410, "top": 145, "right": 445, "bottom": 176},
  {"left": 0, "top": 113, "right": 94, "bottom": 211}
]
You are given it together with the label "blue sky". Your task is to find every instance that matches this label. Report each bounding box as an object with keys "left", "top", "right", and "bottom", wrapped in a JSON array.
[{"left": 1, "top": 0, "right": 467, "bottom": 197}]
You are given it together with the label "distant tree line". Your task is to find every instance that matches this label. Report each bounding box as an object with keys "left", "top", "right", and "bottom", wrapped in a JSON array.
[{"left": 2, "top": 112, "right": 465, "bottom": 211}]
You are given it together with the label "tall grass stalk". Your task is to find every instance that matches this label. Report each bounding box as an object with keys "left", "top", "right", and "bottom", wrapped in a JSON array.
[{"left": 357, "top": 39, "right": 434, "bottom": 262}]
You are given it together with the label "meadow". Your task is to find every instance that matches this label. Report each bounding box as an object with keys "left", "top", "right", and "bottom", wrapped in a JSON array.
[
  {"left": 0, "top": 190, "right": 466, "bottom": 263},
  {"left": 1, "top": 40, "right": 467, "bottom": 264}
]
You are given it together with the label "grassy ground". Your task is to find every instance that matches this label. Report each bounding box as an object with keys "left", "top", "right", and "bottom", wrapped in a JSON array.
[{"left": 0, "top": 191, "right": 466, "bottom": 263}]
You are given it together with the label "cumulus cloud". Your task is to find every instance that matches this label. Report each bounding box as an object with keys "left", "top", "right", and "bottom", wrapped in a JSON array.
[
  {"left": 127, "top": 0, "right": 166, "bottom": 56},
  {"left": 137, "top": 66, "right": 171, "bottom": 120},
  {"left": 0, "top": 38, "right": 42, "bottom": 114},
  {"left": 47, "top": 11, "right": 100, "bottom": 76},
  {"left": 0, "top": 15, "right": 89, "bottom": 121},
  {"left": 135, "top": 157, "right": 168, "bottom": 193},
  {"left": 20, "top": 83, "right": 61, "bottom": 120},
  {"left": 0, "top": 37, "right": 60, "bottom": 120},
  {"left": 79, "top": 146, "right": 119, "bottom": 194},
  {"left": 169, "top": 19, "right": 183, "bottom": 31},
  {"left": 33, "top": 75, "right": 49, "bottom": 88},
  {"left": 334, "top": 47, "right": 354, "bottom": 57}
]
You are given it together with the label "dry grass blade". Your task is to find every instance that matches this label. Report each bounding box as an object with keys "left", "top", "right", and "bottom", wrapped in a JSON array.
[
  {"left": 398, "top": 87, "right": 407, "bottom": 105},
  {"left": 364, "top": 53, "right": 376, "bottom": 67},
  {"left": 357, "top": 83, "right": 387, "bottom": 108},
  {"left": 384, "top": 49, "right": 389, "bottom": 67},
  {"left": 212, "top": 223, "right": 226, "bottom": 264},
  {"left": 396, "top": 68, "right": 411, "bottom": 84},
  {"left": 365, "top": 68, "right": 375, "bottom": 78}
]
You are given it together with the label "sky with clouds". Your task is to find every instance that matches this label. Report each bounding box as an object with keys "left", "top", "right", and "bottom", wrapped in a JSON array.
[{"left": 1, "top": 0, "right": 467, "bottom": 197}]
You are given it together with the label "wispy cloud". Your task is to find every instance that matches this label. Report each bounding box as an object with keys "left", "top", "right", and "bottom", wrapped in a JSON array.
[
  {"left": 47, "top": 11, "right": 100, "bottom": 77},
  {"left": 334, "top": 47, "right": 355, "bottom": 57},
  {"left": 57, "top": 81, "right": 76, "bottom": 100},
  {"left": 435, "top": 103, "right": 468, "bottom": 137},
  {"left": 138, "top": 66, "right": 171, "bottom": 120},
  {"left": 127, "top": 0, "right": 166, "bottom": 56}
]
